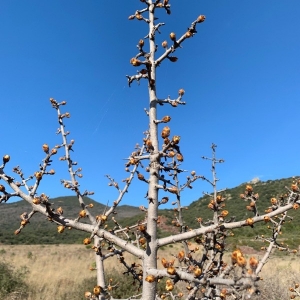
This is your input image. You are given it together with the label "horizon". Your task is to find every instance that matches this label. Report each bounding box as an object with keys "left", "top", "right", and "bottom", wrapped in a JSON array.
[{"left": 5, "top": 175, "right": 298, "bottom": 208}]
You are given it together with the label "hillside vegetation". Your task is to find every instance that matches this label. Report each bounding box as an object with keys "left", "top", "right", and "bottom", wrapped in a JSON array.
[
  {"left": 1, "top": 177, "right": 300, "bottom": 249},
  {"left": 0, "top": 196, "right": 140, "bottom": 245},
  {"left": 182, "top": 176, "right": 300, "bottom": 249}
]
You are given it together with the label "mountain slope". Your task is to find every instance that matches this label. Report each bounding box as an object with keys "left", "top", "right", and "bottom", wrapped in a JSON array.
[
  {"left": 1, "top": 177, "right": 300, "bottom": 247},
  {"left": 0, "top": 196, "right": 140, "bottom": 245}
]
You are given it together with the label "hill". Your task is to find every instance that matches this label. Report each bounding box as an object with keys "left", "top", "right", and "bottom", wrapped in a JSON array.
[
  {"left": 0, "top": 196, "right": 140, "bottom": 245},
  {"left": 179, "top": 176, "right": 300, "bottom": 249},
  {"left": 1, "top": 177, "right": 300, "bottom": 248}
]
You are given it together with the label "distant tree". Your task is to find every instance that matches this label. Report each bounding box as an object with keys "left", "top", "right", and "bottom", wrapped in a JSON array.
[{"left": 1, "top": 1, "right": 300, "bottom": 299}]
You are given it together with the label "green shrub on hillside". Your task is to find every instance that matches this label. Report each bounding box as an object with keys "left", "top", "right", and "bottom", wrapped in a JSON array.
[{"left": 0, "top": 262, "right": 29, "bottom": 299}]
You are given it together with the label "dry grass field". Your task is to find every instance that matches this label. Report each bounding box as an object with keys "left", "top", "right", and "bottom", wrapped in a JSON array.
[{"left": 0, "top": 243, "right": 299, "bottom": 299}]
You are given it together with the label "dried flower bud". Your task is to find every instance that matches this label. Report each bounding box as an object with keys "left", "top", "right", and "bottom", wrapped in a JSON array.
[
  {"left": 32, "top": 197, "right": 41, "bottom": 205},
  {"left": 145, "top": 275, "right": 156, "bottom": 283},
  {"left": 137, "top": 173, "right": 145, "bottom": 181},
  {"left": 20, "top": 220, "right": 28, "bottom": 226},
  {"left": 139, "top": 237, "right": 146, "bottom": 245},
  {"left": 167, "top": 267, "right": 176, "bottom": 275},
  {"left": 165, "top": 280, "right": 174, "bottom": 291},
  {"left": 161, "top": 126, "right": 170, "bottom": 138},
  {"left": 168, "top": 187, "right": 178, "bottom": 195},
  {"left": 246, "top": 185, "right": 253, "bottom": 192},
  {"left": 197, "top": 15, "right": 206, "bottom": 23},
  {"left": 161, "top": 258, "right": 168, "bottom": 268},
  {"left": 216, "top": 195, "right": 223, "bottom": 203},
  {"left": 231, "top": 249, "right": 243, "bottom": 264},
  {"left": 185, "top": 31, "right": 192, "bottom": 38},
  {"left": 249, "top": 257, "right": 258, "bottom": 269},
  {"left": 207, "top": 203, "right": 214, "bottom": 210},
  {"left": 193, "top": 267, "right": 202, "bottom": 277},
  {"left": 177, "top": 89, "right": 185, "bottom": 96},
  {"left": 3, "top": 155, "right": 10, "bottom": 163},
  {"left": 100, "top": 215, "right": 107, "bottom": 222},
  {"left": 220, "top": 288, "right": 227, "bottom": 298},
  {"left": 172, "top": 135, "right": 180, "bottom": 144},
  {"left": 130, "top": 58, "right": 142, "bottom": 66},
  {"left": 270, "top": 197, "right": 277, "bottom": 205},
  {"left": 145, "top": 139, "right": 152, "bottom": 148},
  {"left": 135, "top": 13, "right": 143, "bottom": 20},
  {"left": 139, "top": 224, "right": 146, "bottom": 232},
  {"left": 168, "top": 56, "right": 178, "bottom": 62},
  {"left": 57, "top": 225, "right": 65, "bottom": 233},
  {"left": 79, "top": 210, "right": 87, "bottom": 218},
  {"left": 128, "top": 158, "right": 138, "bottom": 165},
  {"left": 160, "top": 197, "right": 169, "bottom": 204},
  {"left": 138, "top": 39, "right": 144, "bottom": 47},
  {"left": 246, "top": 218, "right": 254, "bottom": 226},
  {"left": 163, "top": 138, "right": 170, "bottom": 145},
  {"left": 35, "top": 172, "right": 43, "bottom": 180},
  {"left": 162, "top": 116, "right": 171, "bottom": 123},
  {"left": 237, "top": 256, "right": 247, "bottom": 268},
  {"left": 162, "top": 40, "right": 168, "bottom": 48},
  {"left": 0, "top": 185, "right": 5, "bottom": 192},
  {"left": 196, "top": 218, "right": 203, "bottom": 223},
  {"left": 177, "top": 250, "right": 185, "bottom": 261},
  {"left": 51, "top": 148, "right": 57, "bottom": 155},
  {"left": 220, "top": 210, "right": 228, "bottom": 217},
  {"left": 42, "top": 144, "right": 49, "bottom": 153},
  {"left": 170, "top": 32, "right": 176, "bottom": 41},
  {"left": 83, "top": 238, "right": 91, "bottom": 245},
  {"left": 93, "top": 286, "right": 101, "bottom": 296},
  {"left": 176, "top": 153, "right": 183, "bottom": 162},
  {"left": 168, "top": 151, "right": 175, "bottom": 158},
  {"left": 56, "top": 207, "right": 63, "bottom": 215}
]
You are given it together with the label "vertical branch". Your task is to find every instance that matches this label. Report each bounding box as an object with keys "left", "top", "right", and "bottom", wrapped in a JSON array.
[
  {"left": 142, "top": 2, "right": 160, "bottom": 299},
  {"left": 94, "top": 236, "right": 106, "bottom": 300}
]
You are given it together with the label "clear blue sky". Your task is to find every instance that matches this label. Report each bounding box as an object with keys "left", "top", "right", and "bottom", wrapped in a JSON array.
[{"left": 1, "top": 1, "right": 300, "bottom": 207}]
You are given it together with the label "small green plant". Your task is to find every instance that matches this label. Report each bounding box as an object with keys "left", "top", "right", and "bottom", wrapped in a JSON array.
[{"left": 0, "top": 262, "right": 29, "bottom": 299}]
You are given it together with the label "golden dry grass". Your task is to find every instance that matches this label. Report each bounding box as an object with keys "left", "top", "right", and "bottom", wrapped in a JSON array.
[
  {"left": 0, "top": 244, "right": 96, "bottom": 300},
  {"left": 0, "top": 244, "right": 299, "bottom": 300}
]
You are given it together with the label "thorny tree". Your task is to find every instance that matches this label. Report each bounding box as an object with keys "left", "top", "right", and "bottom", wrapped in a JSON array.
[{"left": 1, "top": 1, "right": 300, "bottom": 300}]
